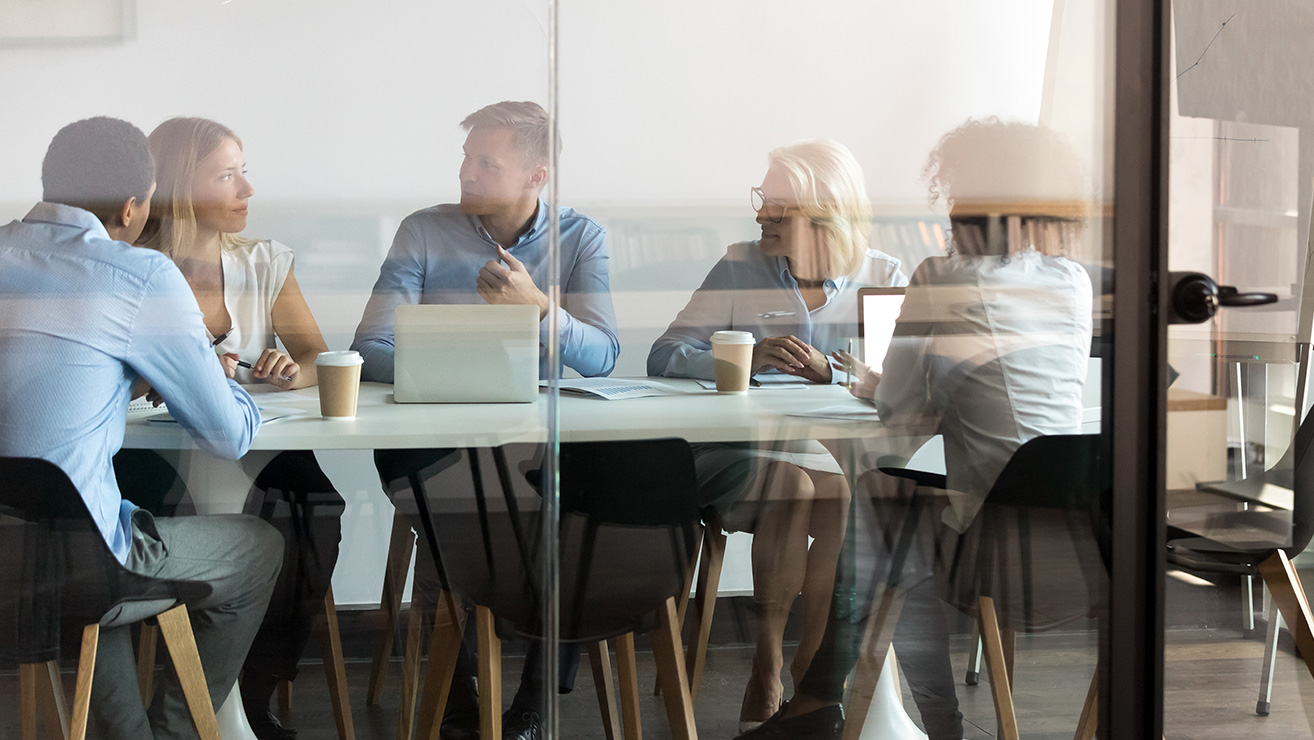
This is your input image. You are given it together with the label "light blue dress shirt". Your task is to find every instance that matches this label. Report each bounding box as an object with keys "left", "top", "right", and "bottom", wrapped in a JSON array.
[
  {"left": 648, "top": 240, "right": 908, "bottom": 379},
  {"left": 0, "top": 203, "right": 261, "bottom": 563},
  {"left": 351, "top": 199, "right": 619, "bottom": 381}
]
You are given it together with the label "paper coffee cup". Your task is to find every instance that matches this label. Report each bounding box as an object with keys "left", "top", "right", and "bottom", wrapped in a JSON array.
[
  {"left": 710, "top": 331, "right": 754, "bottom": 393},
  {"left": 316, "top": 351, "right": 363, "bottom": 418}
]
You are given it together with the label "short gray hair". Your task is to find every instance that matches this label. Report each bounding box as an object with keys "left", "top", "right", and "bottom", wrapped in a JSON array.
[{"left": 460, "top": 100, "right": 559, "bottom": 166}]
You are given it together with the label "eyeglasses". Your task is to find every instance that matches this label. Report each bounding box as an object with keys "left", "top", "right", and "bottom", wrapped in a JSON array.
[{"left": 751, "top": 187, "right": 787, "bottom": 224}]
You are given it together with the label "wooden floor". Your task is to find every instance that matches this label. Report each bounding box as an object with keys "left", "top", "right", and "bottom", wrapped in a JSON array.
[{"left": 4, "top": 585, "right": 1313, "bottom": 739}]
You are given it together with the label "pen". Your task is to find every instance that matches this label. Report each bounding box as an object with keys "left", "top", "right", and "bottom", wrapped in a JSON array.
[
  {"left": 749, "top": 377, "right": 762, "bottom": 388},
  {"left": 234, "top": 359, "right": 295, "bottom": 383},
  {"left": 210, "top": 330, "right": 230, "bottom": 347},
  {"left": 846, "top": 338, "right": 855, "bottom": 391}
]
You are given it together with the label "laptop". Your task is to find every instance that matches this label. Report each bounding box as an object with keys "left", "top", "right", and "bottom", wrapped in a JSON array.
[
  {"left": 857, "top": 287, "right": 906, "bottom": 373},
  {"left": 394, "top": 304, "right": 540, "bottom": 403}
]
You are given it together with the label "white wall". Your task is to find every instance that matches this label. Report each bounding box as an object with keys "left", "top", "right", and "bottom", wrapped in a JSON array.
[{"left": 1, "top": 0, "right": 1099, "bottom": 606}]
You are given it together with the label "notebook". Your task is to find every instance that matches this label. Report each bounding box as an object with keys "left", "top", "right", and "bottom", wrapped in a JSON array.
[{"left": 394, "top": 304, "right": 540, "bottom": 403}]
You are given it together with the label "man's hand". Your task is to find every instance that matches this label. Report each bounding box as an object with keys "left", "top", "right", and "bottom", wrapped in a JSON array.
[
  {"left": 477, "top": 246, "right": 550, "bottom": 319},
  {"left": 752, "top": 335, "right": 832, "bottom": 383},
  {"left": 830, "top": 349, "right": 880, "bottom": 399}
]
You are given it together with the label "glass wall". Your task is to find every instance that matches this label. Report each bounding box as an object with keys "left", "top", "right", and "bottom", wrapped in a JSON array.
[
  {"left": 1163, "top": 2, "right": 1314, "bottom": 737},
  {"left": 22, "top": 3, "right": 1314, "bottom": 740},
  {"left": 555, "top": 1, "right": 1115, "bottom": 738}
]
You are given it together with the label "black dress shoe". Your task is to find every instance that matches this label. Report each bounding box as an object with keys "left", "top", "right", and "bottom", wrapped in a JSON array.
[
  {"left": 247, "top": 711, "right": 298, "bottom": 740},
  {"left": 733, "top": 701, "right": 844, "bottom": 740},
  {"left": 440, "top": 676, "right": 482, "bottom": 740},
  {"left": 501, "top": 709, "right": 542, "bottom": 740}
]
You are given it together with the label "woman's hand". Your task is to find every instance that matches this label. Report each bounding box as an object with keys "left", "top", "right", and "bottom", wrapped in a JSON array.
[
  {"left": 753, "top": 335, "right": 832, "bottom": 383},
  {"left": 830, "top": 349, "right": 880, "bottom": 399},
  {"left": 251, "top": 348, "right": 300, "bottom": 390}
]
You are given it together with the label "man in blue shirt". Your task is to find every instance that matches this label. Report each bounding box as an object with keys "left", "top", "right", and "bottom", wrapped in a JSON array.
[
  {"left": 353, "top": 101, "right": 614, "bottom": 740},
  {"left": 351, "top": 100, "right": 618, "bottom": 380},
  {"left": 0, "top": 117, "right": 281, "bottom": 740}
]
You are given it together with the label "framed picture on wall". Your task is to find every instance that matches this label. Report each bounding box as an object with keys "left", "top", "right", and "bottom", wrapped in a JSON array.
[{"left": 0, "top": 0, "right": 134, "bottom": 46}]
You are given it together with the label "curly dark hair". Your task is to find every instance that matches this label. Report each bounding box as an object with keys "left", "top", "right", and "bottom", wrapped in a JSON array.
[
  {"left": 922, "top": 117, "right": 1088, "bottom": 256},
  {"left": 42, "top": 117, "right": 154, "bottom": 225}
]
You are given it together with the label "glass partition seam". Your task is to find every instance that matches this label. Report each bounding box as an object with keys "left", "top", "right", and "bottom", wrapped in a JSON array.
[
  {"left": 1110, "top": 0, "right": 1169, "bottom": 736},
  {"left": 544, "top": 1, "right": 561, "bottom": 738}
]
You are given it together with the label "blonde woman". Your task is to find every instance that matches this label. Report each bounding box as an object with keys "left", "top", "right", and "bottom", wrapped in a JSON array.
[
  {"left": 138, "top": 117, "right": 341, "bottom": 740},
  {"left": 648, "top": 139, "right": 907, "bottom": 730}
]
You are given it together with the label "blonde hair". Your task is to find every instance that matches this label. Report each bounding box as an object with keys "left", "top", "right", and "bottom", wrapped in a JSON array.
[
  {"left": 766, "top": 139, "right": 872, "bottom": 279},
  {"left": 460, "top": 101, "right": 559, "bottom": 167},
  {"left": 139, "top": 117, "right": 254, "bottom": 257}
]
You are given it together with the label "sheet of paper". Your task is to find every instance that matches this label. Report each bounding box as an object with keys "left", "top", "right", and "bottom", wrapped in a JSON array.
[
  {"left": 546, "top": 378, "right": 686, "bottom": 400},
  {"left": 787, "top": 404, "right": 882, "bottom": 421}
]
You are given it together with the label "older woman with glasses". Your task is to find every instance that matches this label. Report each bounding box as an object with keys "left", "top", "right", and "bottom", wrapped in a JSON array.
[{"left": 648, "top": 139, "right": 907, "bottom": 731}]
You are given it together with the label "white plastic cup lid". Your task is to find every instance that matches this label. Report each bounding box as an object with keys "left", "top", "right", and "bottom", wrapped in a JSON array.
[
  {"left": 316, "top": 350, "right": 363, "bottom": 367},
  {"left": 711, "top": 331, "right": 755, "bottom": 344}
]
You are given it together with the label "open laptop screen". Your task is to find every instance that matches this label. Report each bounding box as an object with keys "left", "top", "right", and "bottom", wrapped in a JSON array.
[{"left": 857, "top": 287, "right": 906, "bottom": 373}]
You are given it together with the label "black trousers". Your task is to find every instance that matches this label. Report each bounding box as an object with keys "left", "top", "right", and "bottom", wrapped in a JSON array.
[{"left": 243, "top": 450, "right": 344, "bottom": 683}]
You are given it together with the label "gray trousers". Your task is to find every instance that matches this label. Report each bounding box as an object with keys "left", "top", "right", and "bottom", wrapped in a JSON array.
[{"left": 91, "top": 511, "right": 283, "bottom": 740}]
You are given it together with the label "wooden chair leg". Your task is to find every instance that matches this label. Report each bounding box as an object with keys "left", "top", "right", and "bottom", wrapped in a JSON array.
[
  {"left": 651, "top": 597, "right": 699, "bottom": 740},
  {"left": 840, "top": 585, "right": 907, "bottom": 740},
  {"left": 316, "top": 587, "right": 356, "bottom": 740},
  {"left": 369, "top": 515, "right": 416, "bottom": 706},
  {"left": 20, "top": 663, "right": 39, "bottom": 740},
  {"left": 657, "top": 539, "right": 702, "bottom": 697},
  {"left": 68, "top": 624, "right": 101, "bottom": 740},
  {"left": 277, "top": 680, "right": 293, "bottom": 710},
  {"left": 1074, "top": 667, "right": 1098, "bottom": 740},
  {"left": 475, "top": 606, "right": 503, "bottom": 740},
  {"left": 1259, "top": 550, "right": 1314, "bottom": 682},
  {"left": 154, "top": 605, "right": 220, "bottom": 740},
  {"left": 978, "top": 596, "right": 1020, "bottom": 740},
  {"left": 1002, "top": 626, "right": 1016, "bottom": 691},
  {"left": 23, "top": 658, "right": 76, "bottom": 740},
  {"left": 588, "top": 640, "right": 622, "bottom": 740},
  {"left": 616, "top": 633, "right": 643, "bottom": 740},
  {"left": 685, "top": 527, "right": 726, "bottom": 702},
  {"left": 136, "top": 623, "right": 158, "bottom": 706},
  {"left": 397, "top": 601, "right": 427, "bottom": 740},
  {"left": 413, "top": 591, "right": 465, "bottom": 740},
  {"left": 36, "top": 660, "right": 70, "bottom": 740}
]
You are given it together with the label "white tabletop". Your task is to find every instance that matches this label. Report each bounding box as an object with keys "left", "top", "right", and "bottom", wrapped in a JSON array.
[{"left": 122, "top": 379, "right": 895, "bottom": 450}]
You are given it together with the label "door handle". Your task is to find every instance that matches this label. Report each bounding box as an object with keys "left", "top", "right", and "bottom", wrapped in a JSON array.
[{"left": 1167, "top": 271, "right": 1278, "bottom": 325}]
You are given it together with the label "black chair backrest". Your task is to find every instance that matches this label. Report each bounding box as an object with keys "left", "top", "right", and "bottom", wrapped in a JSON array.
[
  {"left": 407, "top": 440, "right": 702, "bottom": 643},
  {"left": 0, "top": 457, "right": 208, "bottom": 665},
  {"left": 1286, "top": 405, "right": 1314, "bottom": 554},
  {"left": 985, "top": 434, "right": 1110, "bottom": 514},
  {"left": 558, "top": 438, "right": 701, "bottom": 527},
  {"left": 941, "top": 434, "right": 1109, "bottom": 632}
]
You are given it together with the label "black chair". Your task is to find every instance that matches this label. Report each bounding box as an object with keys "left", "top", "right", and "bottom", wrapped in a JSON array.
[
  {"left": 844, "top": 434, "right": 1109, "bottom": 740},
  {"left": 384, "top": 439, "right": 703, "bottom": 740},
  {"left": 0, "top": 456, "right": 221, "bottom": 740},
  {"left": 115, "top": 449, "right": 356, "bottom": 740},
  {"left": 1167, "top": 404, "right": 1314, "bottom": 713}
]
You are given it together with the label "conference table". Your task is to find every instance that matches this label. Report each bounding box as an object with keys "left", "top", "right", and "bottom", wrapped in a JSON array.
[
  {"left": 123, "top": 379, "right": 903, "bottom": 450},
  {"left": 120, "top": 379, "right": 928, "bottom": 740}
]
